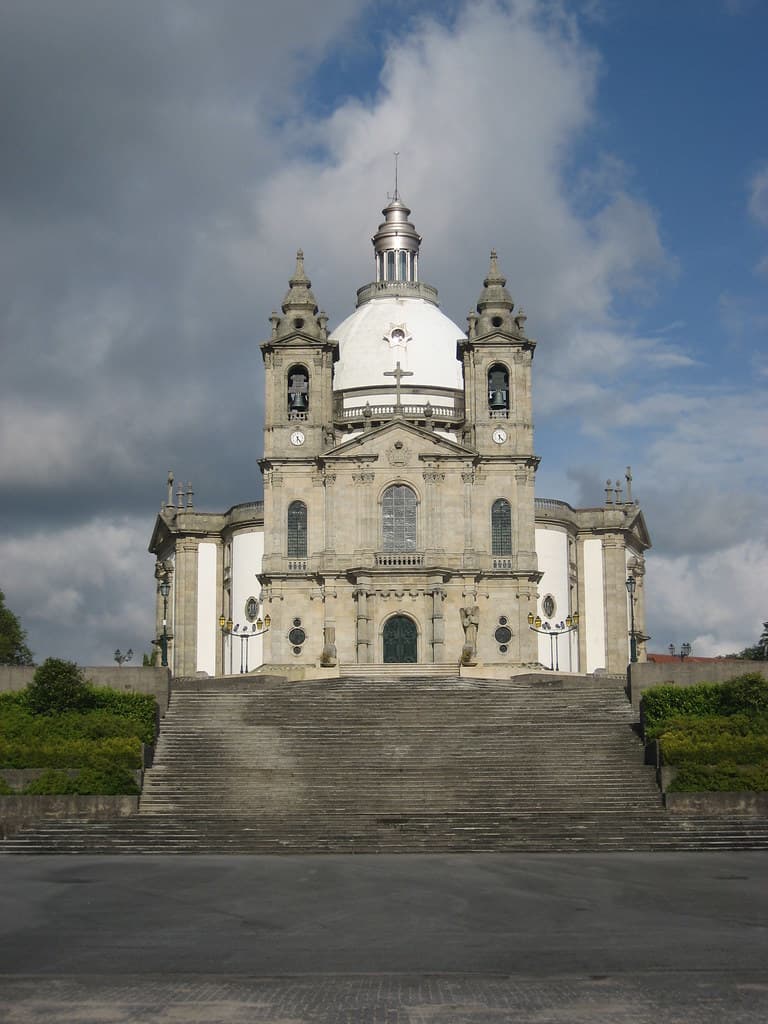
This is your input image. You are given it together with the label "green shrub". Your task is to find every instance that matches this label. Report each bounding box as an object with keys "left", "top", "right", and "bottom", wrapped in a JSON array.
[
  {"left": 0, "top": 777, "right": 13, "bottom": 795},
  {"left": 641, "top": 683, "right": 725, "bottom": 736},
  {"left": 23, "top": 769, "right": 79, "bottom": 795},
  {"left": 0, "top": 735, "right": 142, "bottom": 770},
  {"left": 24, "top": 658, "right": 95, "bottom": 715},
  {"left": 88, "top": 687, "right": 157, "bottom": 744},
  {"left": 659, "top": 730, "right": 768, "bottom": 766},
  {"left": 668, "top": 762, "right": 768, "bottom": 792},
  {"left": 720, "top": 673, "right": 768, "bottom": 715},
  {"left": 21, "top": 767, "right": 139, "bottom": 795}
]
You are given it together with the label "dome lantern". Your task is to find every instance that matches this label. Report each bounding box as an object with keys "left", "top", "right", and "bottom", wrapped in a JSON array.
[{"left": 372, "top": 197, "right": 422, "bottom": 285}]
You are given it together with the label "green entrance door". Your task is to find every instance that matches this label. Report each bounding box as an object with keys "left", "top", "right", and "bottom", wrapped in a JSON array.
[{"left": 383, "top": 615, "right": 418, "bottom": 663}]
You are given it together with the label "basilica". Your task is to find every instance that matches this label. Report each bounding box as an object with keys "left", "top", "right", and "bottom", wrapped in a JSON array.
[{"left": 149, "top": 195, "right": 650, "bottom": 678}]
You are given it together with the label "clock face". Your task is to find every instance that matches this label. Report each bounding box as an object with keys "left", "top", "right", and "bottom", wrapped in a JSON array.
[
  {"left": 492, "top": 428, "right": 507, "bottom": 445},
  {"left": 290, "top": 430, "right": 305, "bottom": 447}
]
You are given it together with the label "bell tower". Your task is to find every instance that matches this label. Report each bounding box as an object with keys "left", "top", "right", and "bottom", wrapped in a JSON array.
[
  {"left": 458, "top": 251, "right": 536, "bottom": 457},
  {"left": 260, "top": 250, "right": 338, "bottom": 460}
]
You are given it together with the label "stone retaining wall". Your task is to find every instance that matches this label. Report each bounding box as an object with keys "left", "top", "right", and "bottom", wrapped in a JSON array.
[
  {"left": 665, "top": 791, "right": 768, "bottom": 815},
  {"left": 0, "top": 665, "right": 171, "bottom": 712},
  {"left": 0, "top": 795, "right": 139, "bottom": 839},
  {"left": 628, "top": 660, "right": 768, "bottom": 708}
]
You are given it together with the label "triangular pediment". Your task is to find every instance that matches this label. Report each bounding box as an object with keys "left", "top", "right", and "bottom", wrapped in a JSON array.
[
  {"left": 260, "top": 332, "right": 338, "bottom": 352},
  {"left": 626, "top": 506, "right": 652, "bottom": 550},
  {"left": 323, "top": 418, "right": 476, "bottom": 462}
]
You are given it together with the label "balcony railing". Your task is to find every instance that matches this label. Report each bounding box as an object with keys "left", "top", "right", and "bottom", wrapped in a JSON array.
[
  {"left": 335, "top": 400, "right": 464, "bottom": 424},
  {"left": 375, "top": 552, "right": 424, "bottom": 568}
]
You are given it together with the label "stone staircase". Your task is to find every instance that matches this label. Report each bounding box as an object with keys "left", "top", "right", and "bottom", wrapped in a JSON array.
[{"left": 3, "top": 673, "right": 768, "bottom": 853}]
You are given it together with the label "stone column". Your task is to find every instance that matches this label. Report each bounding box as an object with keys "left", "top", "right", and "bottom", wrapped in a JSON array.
[
  {"left": 602, "top": 535, "right": 628, "bottom": 673},
  {"left": 174, "top": 538, "right": 199, "bottom": 677},
  {"left": 461, "top": 470, "right": 474, "bottom": 564},
  {"left": 355, "top": 584, "right": 371, "bottom": 664},
  {"left": 430, "top": 583, "right": 446, "bottom": 663}
]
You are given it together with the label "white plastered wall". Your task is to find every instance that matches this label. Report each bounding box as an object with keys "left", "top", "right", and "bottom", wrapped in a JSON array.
[
  {"left": 534, "top": 527, "right": 577, "bottom": 671},
  {"left": 229, "top": 529, "right": 265, "bottom": 672},
  {"left": 583, "top": 537, "right": 606, "bottom": 673},
  {"left": 196, "top": 543, "right": 218, "bottom": 675}
]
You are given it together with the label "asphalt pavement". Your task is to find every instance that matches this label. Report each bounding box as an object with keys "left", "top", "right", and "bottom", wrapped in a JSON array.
[{"left": 0, "top": 851, "right": 766, "bottom": 1022}]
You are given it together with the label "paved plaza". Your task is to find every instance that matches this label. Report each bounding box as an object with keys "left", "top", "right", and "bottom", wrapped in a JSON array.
[{"left": 0, "top": 852, "right": 766, "bottom": 1022}]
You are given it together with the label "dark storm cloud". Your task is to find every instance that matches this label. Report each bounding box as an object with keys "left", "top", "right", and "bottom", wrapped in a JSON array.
[{"left": 0, "top": 0, "right": 370, "bottom": 662}]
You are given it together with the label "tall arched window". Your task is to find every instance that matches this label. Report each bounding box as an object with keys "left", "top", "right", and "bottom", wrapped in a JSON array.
[
  {"left": 287, "top": 501, "right": 307, "bottom": 557},
  {"left": 287, "top": 365, "right": 309, "bottom": 417},
  {"left": 491, "top": 498, "right": 512, "bottom": 556},
  {"left": 382, "top": 485, "right": 417, "bottom": 551},
  {"left": 488, "top": 363, "right": 509, "bottom": 417}
]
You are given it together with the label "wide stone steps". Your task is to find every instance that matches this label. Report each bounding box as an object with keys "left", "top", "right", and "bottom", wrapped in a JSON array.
[
  {"left": 5, "top": 813, "right": 768, "bottom": 854},
  {"left": 5, "top": 672, "right": 768, "bottom": 854}
]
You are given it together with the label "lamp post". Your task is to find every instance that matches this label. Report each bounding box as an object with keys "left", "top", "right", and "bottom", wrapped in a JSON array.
[
  {"left": 114, "top": 648, "right": 133, "bottom": 667},
  {"left": 158, "top": 577, "right": 171, "bottom": 668},
  {"left": 219, "top": 615, "right": 271, "bottom": 674},
  {"left": 626, "top": 575, "right": 638, "bottom": 664},
  {"left": 527, "top": 611, "right": 579, "bottom": 671},
  {"left": 669, "top": 642, "right": 692, "bottom": 661}
]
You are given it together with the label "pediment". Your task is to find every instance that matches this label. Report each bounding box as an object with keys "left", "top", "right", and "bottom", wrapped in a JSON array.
[
  {"left": 323, "top": 418, "right": 476, "bottom": 463},
  {"left": 626, "top": 507, "right": 652, "bottom": 550}
]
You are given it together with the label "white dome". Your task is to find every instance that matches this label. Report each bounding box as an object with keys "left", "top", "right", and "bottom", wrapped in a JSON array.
[{"left": 331, "top": 295, "right": 465, "bottom": 393}]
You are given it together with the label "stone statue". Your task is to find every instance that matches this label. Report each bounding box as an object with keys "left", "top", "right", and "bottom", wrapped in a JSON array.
[
  {"left": 320, "top": 624, "right": 338, "bottom": 667},
  {"left": 460, "top": 605, "right": 480, "bottom": 665}
]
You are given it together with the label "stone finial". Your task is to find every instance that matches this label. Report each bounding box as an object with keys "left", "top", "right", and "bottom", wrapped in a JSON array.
[
  {"left": 177, "top": 482, "right": 184, "bottom": 507},
  {"left": 281, "top": 249, "right": 319, "bottom": 317},
  {"left": 186, "top": 482, "right": 194, "bottom": 509},
  {"left": 625, "top": 466, "right": 633, "bottom": 503},
  {"left": 475, "top": 250, "right": 515, "bottom": 334},
  {"left": 615, "top": 479, "right": 623, "bottom": 503},
  {"left": 604, "top": 479, "right": 613, "bottom": 505},
  {"left": 167, "top": 470, "right": 174, "bottom": 508}
]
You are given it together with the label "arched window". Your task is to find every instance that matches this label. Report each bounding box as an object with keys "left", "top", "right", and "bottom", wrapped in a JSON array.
[
  {"left": 488, "top": 363, "right": 509, "bottom": 417},
  {"left": 287, "top": 501, "right": 307, "bottom": 557},
  {"left": 287, "top": 364, "right": 309, "bottom": 417},
  {"left": 382, "top": 484, "right": 417, "bottom": 552},
  {"left": 491, "top": 498, "right": 512, "bottom": 556}
]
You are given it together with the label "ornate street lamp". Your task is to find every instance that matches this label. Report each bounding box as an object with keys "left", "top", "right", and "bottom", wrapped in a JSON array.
[
  {"left": 669, "top": 642, "right": 692, "bottom": 661},
  {"left": 527, "top": 611, "right": 579, "bottom": 671},
  {"left": 219, "top": 614, "right": 272, "bottom": 674},
  {"left": 158, "top": 577, "right": 171, "bottom": 668},
  {"left": 114, "top": 648, "right": 133, "bottom": 667},
  {"left": 626, "top": 575, "right": 638, "bottom": 664}
]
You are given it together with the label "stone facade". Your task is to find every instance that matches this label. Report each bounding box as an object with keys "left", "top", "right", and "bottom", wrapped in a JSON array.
[{"left": 149, "top": 196, "right": 650, "bottom": 677}]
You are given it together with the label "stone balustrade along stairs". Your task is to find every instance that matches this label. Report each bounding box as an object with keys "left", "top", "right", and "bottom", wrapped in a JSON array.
[{"left": 3, "top": 673, "right": 768, "bottom": 853}]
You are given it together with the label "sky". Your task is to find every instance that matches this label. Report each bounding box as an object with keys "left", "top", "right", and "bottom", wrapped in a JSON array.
[{"left": 1, "top": 0, "right": 766, "bottom": 666}]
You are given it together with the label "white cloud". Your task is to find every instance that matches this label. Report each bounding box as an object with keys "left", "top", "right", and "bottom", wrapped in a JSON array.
[{"left": 647, "top": 542, "right": 768, "bottom": 656}]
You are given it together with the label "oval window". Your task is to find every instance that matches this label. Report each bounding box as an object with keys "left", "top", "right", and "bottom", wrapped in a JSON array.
[
  {"left": 288, "top": 627, "right": 306, "bottom": 646},
  {"left": 495, "top": 626, "right": 512, "bottom": 644}
]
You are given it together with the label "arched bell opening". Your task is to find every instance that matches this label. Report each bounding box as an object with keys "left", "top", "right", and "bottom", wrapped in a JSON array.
[
  {"left": 487, "top": 363, "right": 509, "bottom": 418},
  {"left": 287, "top": 364, "right": 309, "bottom": 418}
]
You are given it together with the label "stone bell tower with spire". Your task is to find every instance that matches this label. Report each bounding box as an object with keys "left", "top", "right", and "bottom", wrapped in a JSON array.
[{"left": 260, "top": 250, "right": 338, "bottom": 461}]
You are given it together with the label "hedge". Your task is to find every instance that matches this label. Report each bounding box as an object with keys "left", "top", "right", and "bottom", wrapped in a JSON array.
[
  {"left": 0, "top": 735, "right": 142, "bottom": 770},
  {"left": 22, "top": 767, "right": 140, "bottom": 796},
  {"left": 668, "top": 762, "right": 768, "bottom": 793},
  {"left": 641, "top": 673, "right": 768, "bottom": 739}
]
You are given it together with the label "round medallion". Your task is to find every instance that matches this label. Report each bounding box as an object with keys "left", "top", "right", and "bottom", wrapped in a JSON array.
[
  {"left": 492, "top": 428, "right": 507, "bottom": 445},
  {"left": 290, "top": 430, "right": 305, "bottom": 446}
]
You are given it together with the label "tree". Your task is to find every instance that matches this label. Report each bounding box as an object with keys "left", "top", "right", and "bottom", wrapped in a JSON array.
[
  {"left": 25, "top": 658, "right": 93, "bottom": 714},
  {"left": 727, "top": 621, "right": 768, "bottom": 661},
  {"left": 0, "top": 590, "right": 33, "bottom": 665}
]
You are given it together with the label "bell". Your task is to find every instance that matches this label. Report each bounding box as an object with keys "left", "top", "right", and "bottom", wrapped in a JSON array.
[
  {"left": 290, "top": 391, "right": 308, "bottom": 411},
  {"left": 489, "top": 389, "right": 506, "bottom": 409}
]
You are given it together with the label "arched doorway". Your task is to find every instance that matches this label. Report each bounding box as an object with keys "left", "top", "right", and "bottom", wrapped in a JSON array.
[{"left": 383, "top": 615, "right": 418, "bottom": 663}]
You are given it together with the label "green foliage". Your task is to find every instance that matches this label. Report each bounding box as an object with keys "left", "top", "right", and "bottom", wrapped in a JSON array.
[
  {"left": 641, "top": 673, "right": 768, "bottom": 739},
  {"left": 142, "top": 649, "right": 159, "bottom": 667},
  {"left": 0, "top": 735, "right": 142, "bottom": 770},
  {"left": 720, "top": 673, "right": 768, "bottom": 715},
  {"left": 0, "top": 590, "right": 33, "bottom": 666},
  {"left": 0, "top": 777, "right": 13, "bottom": 795},
  {"left": 668, "top": 763, "right": 768, "bottom": 792},
  {"left": 659, "top": 730, "right": 768, "bottom": 767},
  {"left": 25, "top": 658, "right": 94, "bottom": 715},
  {"left": 641, "top": 683, "right": 725, "bottom": 738},
  {"left": 88, "top": 687, "right": 157, "bottom": 744},
  {"left": 22, "top": 767, "right": 139, "bottom": 796}
]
